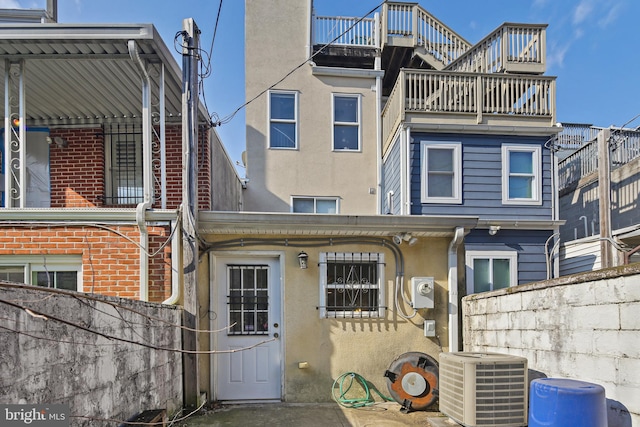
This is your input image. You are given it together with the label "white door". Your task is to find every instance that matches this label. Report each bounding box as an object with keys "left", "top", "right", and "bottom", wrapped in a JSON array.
[{"left": 213, "top": 256, "right": 282, "bottom": 401}]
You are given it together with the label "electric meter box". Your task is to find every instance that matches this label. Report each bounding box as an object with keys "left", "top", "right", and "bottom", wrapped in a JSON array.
[{"left": 410, "top": 277, "right": 434, "bottom": 309}]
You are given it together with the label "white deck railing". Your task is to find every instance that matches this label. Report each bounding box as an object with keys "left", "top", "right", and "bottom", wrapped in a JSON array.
[
  {"left": 382, "top": 69, "right": 556, "bottom": 147},
  {"left": 383, "top": 2, "right": 471, "bottom": 65},
  {"left": 555, "top": 123, "right": 600, "bottom": 151},
  {"left": 558, "top": 141, "right": 598, "bottom": 189},
  {"left": 313, "top": 15, "right": 378, "bottom": 47},
  {"left": 446, "top": 23, "right": 546, "bottom": 74}
]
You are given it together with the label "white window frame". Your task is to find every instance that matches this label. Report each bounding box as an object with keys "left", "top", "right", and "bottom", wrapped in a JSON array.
[
  {"left": 501, "top": 144, "right": 542, "bottom": 205},
  {"left": 0, "top": 255, "right": 83, "bottom": 291},
  {"left": 319, "top": 252, "right": 385, "bottom": 318},
  {"left": 332, "top": 93, "right": 361, "bottom": 152},
  {"left": 420, "top": 141, "right": 462, "bottom": 204},
  {"left": 465, "top": 250, "right": 517, "bottom": 295},
  {"left": 268, "top": 90, "right": 298, "bottom": 150},
  {"left": 291, "top": 196, "right": 339, "bottom": 214}
]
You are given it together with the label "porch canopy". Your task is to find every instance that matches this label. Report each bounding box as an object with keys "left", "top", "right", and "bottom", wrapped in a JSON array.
[{"left": 0, "top": 23, "right": 208, "bottom": 126}]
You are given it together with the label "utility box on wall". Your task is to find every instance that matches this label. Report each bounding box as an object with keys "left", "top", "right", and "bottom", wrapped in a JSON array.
[{"left": 410, "top": 277, "right": 434, "bottom": 309}]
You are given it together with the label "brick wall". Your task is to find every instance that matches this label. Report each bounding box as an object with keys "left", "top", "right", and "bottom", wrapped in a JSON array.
[
  {"left": 0, "top": 225, "right": 171, "bottom": 302},
  {"left": 49, "top": 124, "right": 211, "bottom": 210},
  {"left": 462, "top": 264, "right": 640, "bottom": 427},
  {"left": 0, "top": 283, "right": 183, "bottom": 426}
]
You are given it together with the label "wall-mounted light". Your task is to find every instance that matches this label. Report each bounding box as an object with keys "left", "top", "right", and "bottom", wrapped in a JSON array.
[
  {"left": 298, "top": 251, "right": 308, "bottom": 269},
  {"left": 489, "top": 225, "right": 501, "bottom": 236}
]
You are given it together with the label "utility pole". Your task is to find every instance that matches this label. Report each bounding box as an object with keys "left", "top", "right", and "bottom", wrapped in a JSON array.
[
  {"left": 181, "top": 18, "right": 200, "bottom": 408},
  {"left": 597, "top": 128, "right": 613, "bottom": 268}
]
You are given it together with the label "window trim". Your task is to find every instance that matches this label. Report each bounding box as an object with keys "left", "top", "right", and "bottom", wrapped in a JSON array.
[
  {"left": 268, "top": 90, "right": 298, "bottom": 150},
  {"left": 291, "top": 196, "right": 339, "bottom": 214},
  {"left": 501, "top": 144, "right": 542, "bottom": 205},
  {"left": 332, "top": 93, "right": 361, "bottom": 152},
  {"left": 0, "top": 255, "right": 83, "bottom": 291},
  {"left": 420, "top": 141, "right": 462, "bottom": 204},
  {"left": 104, "top": 123, "right": 144, "bottom": 206},
  {"left": 319, "top": 252, "right": 385, "bottom": 318},
  {"left": 465, "top": 250, "right": 517, "bottom": 295}
]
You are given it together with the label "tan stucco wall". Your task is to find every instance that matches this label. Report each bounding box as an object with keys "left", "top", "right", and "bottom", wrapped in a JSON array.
[
  {"left": 244, "top": 0, "right": 379, "bottom": 214},
  {"left": 199, "top": 233, "right": 451, "bottom": 402}
]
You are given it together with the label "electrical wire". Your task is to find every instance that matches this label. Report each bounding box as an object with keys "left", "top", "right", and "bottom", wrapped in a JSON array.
[{"left": 212, "top": 1, "right": 385, "bottom": 127}]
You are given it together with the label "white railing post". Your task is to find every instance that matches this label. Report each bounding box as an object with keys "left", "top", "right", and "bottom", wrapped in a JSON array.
[{"left": 476, "top": 75, "right": 483, "bottom": 124}]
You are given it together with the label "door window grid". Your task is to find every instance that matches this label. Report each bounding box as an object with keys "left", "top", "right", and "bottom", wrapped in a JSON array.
[
  {"left": 105, "top": 123, "right": 144, "bottom": 205},
  {"left": 319, "top": 252, "right": 384, "bottom": 318},
  {"left": 227, "top": 265, "right": 269, "bottom": 335}
]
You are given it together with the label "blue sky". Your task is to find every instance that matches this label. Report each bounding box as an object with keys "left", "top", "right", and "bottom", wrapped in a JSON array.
[{"left": 3, "top": 0, "right": 638, "bottom": 171}]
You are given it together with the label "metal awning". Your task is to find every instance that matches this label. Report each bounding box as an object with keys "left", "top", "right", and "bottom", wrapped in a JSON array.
[{"left": 0, "top": 23, "right": 207, "bottom": 127}]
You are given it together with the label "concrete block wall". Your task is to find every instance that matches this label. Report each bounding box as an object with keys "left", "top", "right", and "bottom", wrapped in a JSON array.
[
  {"left": 0, "top": 283, "right": 183, "bottom": 426},
  {"left": 462, "top": 264, "right": 640, "bottom": 427}
]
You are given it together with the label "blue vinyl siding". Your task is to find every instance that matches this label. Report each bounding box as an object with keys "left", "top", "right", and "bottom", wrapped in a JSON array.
[
  {"left": 465, "top": 229, "right": 552, "bottom": 285},
  {"left": 410, "top": 133, "right": 553, "bottom": 220},
  {"left": 382, "top": 135, "right": 402, "bottom": 215}
]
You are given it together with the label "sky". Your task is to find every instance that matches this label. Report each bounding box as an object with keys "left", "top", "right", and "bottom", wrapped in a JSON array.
[{"left": 3, "top": 0, "right": 639, "bottom": 174}]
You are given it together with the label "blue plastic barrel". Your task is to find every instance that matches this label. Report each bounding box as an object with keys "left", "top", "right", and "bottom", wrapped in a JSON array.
[{"left": 529, "top": 378, "right": 607, "bottom": 427}]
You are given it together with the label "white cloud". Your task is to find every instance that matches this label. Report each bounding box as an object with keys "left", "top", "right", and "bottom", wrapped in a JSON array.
[
  {"left": 0, "top": 0, "right": 22, "bottom": 8},
  {"left": 547, "top": 42, "right": 571, "bottom": 69},
  {"left": 573, "top": 0, "right": 594, "bottom": 25},
  {"left": 598, "top": 3, "right": 622, "bottom": 28}
]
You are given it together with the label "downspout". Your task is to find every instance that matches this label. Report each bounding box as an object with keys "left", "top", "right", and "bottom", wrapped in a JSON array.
[
  {"left": 448, "top": 226, "right": 465, "bottom": 352},
  {"left": 163, "top": 218, "right": 181, "bottom": 305},
  {"left": 375, "top": 49, "right": 382, "bottom": 214},
  {"left": 129, "top": 40, "right": 153, "bottom": 301},
  {"left": 403, "top": 126, "right": 411, "bottom": 214}
]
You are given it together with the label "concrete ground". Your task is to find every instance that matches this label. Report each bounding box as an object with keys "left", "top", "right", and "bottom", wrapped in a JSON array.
[{"left": 174, "top": 402, "right": 459, "bottom": 426}]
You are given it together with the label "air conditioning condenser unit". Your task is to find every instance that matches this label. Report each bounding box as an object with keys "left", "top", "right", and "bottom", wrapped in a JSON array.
[{"left": 439, "top": 352, "right": 528, "bottom": 427}]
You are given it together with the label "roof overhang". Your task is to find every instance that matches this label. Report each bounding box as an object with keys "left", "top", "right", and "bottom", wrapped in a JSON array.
[
  {"left": 198, "top": 211, "right": 479, "bottom": 237},
  {"left": 0, "top": 23, "right": 208, "bottom": 127}
]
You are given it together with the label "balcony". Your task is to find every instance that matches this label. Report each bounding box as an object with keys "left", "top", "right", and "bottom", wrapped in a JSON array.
[{"left": 382, "top": 69, "right": 556, "bottom": 150}]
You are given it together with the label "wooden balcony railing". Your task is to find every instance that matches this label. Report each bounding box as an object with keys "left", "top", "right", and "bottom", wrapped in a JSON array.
[
  {"left": 382, "top": 2, "right": 470, "bottom": 65},
  {"left": 555, "top": 123, "right": 600, "bottom": 151},
  {"left": 382, "top": 69, "right": 556, "bottom": 149},
  {"left": 446, "top": 23, "right": 547, "bottom": 74},
  {"left": 558, "top": 140, "right": 598, "bottom": 190},
  {"left": 313, "top": 15, "right": 378, "bottom": 47}
]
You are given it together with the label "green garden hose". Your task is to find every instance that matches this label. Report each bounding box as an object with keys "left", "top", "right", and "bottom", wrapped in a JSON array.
[{"left": 332, "top": 372, "right": 394, "bottom": 408}]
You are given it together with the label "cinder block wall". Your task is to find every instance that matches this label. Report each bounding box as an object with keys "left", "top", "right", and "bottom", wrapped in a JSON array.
[
  {"left": 0, "top": 283, "right": 183, "bottom": 426},
  {"left": 462, "top": 264, "right": 640, "bottom": 427}
]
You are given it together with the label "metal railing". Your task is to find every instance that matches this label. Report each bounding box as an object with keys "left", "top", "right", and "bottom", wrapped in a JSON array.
[
  {"left": 446, "top": 23, "right": 546, "bottom": 74},
  {"left": 555, "top": 123, "right": 600, "bottom": 151}
]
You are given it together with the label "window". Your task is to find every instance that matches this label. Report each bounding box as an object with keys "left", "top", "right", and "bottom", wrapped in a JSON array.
[
  {"left": 502, "top": 145, "right": 541, "bottom": 205},
  {"left": 465, "top": 251, "right": 517, "bottom": 294},
  {"left": 421, "top": 142, "right": 462, "bottom": 203},
  {"left": 319, "top": 252, "right": 385, "bottom": 318},
  {"left": 269, "top": 91, "right": 297, "bottom": 149},
  {"left": 0, "top": 256, "right": 82, "bottom": 291},
  {"left": 105, "top": 123, "right": 144, "bottom": 205},
  {"left": 292, "top": 197, "right": 338, "bottom": 214},
  {"left": 333, "top": 94, "right": 360, "bottom": 151},
  {"left": 226, "top": 265, "right": 269, "bottom": 335}
]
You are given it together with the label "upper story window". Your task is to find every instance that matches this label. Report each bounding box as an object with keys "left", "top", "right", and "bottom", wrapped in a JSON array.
[
  {"left": 0, "top": 255, "right": 82, "bottom": 291},
  {"left": 465, "top": 251, "right": 517, "bottom": 294},
  {"left": 292, "top": 196, "right": 338, "bottom": 214},
  {"left": 269, "top": 91, "right": 298, "bottom": 149},
  {"left": 319, "top": 252, "right": 385, "bottom": 318},
  {"left": 105, "top": 123, "right": 144, "bottom": 206},
  {"left": 421, "top": 142, "right": 462, "bottom": 204},
  {"left": 333, "top": 94, "right": 360, "bottom": 151},
  {"left": 502, "top": 144, "right": 541, "bottom": 205}
]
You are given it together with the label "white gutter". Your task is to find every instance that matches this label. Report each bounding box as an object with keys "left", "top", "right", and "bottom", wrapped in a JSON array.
[
  {"left": 129, "top": 40, "right": 153, "bottom": 302},
  {"left": 448, "top": 226, "right": 465, "bottom": 352}
]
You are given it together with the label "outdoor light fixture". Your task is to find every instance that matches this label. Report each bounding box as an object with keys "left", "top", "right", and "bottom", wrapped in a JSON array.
[
  {"left": 489, "top": 225, "right": 501, "bottom": 236},
  {"left": 298, "top": 251, "right": 308, "bottom": 269},
  {"left": 393, "top": 233, "right": 418, "bottom": 245},
  {"left": 46, "top": 136, "right": 68, "bottom": 148}
]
